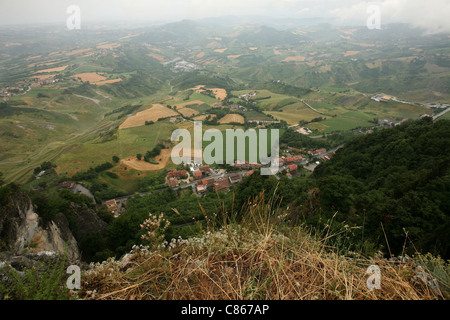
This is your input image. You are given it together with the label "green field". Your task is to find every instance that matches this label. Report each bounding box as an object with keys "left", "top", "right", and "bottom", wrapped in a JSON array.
[
  {"left": 55, "top": 121, "right": 176, "bottom": 176},
  {"left": 72, "top": 65, "right": 114, "bottom": 73}
]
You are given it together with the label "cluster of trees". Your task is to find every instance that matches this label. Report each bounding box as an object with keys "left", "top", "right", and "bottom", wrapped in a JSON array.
[
  {"left": 309, "top": 118, "right": 450, "bottom": 258},
  {"left": 33, "top": 161, "right": 56, "bottom": 175},
  {"left": 105, "top": 104, "right": 142, "bottom": 120},
  {"left": 280, "top": 129, "right": 331, "bottom": 150},
  {"left": 136, "top": 170, "right": 167, "bottom": 192},
  {"left": 71, "top": 162, "right": 113, "bottom": 181},
  {"left": 143, "top": 143, "right": 166, "bottom": 163}
]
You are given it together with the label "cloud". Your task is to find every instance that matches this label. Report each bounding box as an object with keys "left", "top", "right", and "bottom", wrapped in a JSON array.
[
  {"left": 330, "top": 0, "right": 450, "bottom": 33},
  {"left": 0, "top": 0, "right": 448, "bottom": 34}
]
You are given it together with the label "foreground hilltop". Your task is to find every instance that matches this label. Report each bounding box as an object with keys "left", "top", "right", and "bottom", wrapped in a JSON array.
[{"left": 78, "top": 191, "right": 447, "bottom": 300}]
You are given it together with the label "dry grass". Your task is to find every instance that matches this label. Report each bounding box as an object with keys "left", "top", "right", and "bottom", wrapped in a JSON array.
[
  {"left": 34, "top": 65, "right": 69, "bottom": 73},
  {"left": 282, "top": 56, "right": 306, "bottom": 62},
  {"left": 147, "top": 52, "right": 165, "bottom": 62},
  {"left": 120, "top": 149, "right": 172, "bottom": 171},
  {"left": 119, "top": 104, "right": 178, "bottom": 130},
  {"left": 193, "top": 114, "right": 217, "bottom": 121},
  {"left": 218, "top": 114, "right": 245, "bottom": 124},
  {"left": 343, "top": 51, "right": 361, "bottom": 57},
  {"left": 96, "top": 43, "right": 121, "bottom": 49},
  {"left": 173, "top": 100, "right": 206, "bottom": 109},
  {"left": 178, "top": 107, "right": 199, "bottom": 118},
  {"left": 95, "top": 79, "right": 122, "bottom": 86},
  {"left": 72, "top": 72, "right": 106, "bottom": 82},
  {"left": 78, "top": 192, "right": 445, "bottom": 301}
]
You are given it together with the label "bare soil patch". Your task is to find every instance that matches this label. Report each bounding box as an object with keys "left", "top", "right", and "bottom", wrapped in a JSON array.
[
  {"left": 343, "top": 51, "right": 360, "bottom": 57},
  {"left": 147, "top": 52, "right": 165, "bottom": 62},
  {"left": 73, "top": 72, "right": 107, "bottom": 82},
  {"left": 174, "top": 100, "right": 206, "bottom": 109},
  {"left": 282, "top": 56, "right": 306, "bottom": 62},
  {"left": 218, "top": 114, "right": 245, "bottom": 124},
  {"left": 34, "top": 65, "right": 69, "bottom": 73},
  {"left": 214, "top": 48, "right": 228, "bottom": 53},
  {"left": 119, "top": 104, "right": 178, "bottom": 129},
  {"left": 95, "top": 79, "right": 122, "bottom": 86},
  {"left": 121, "top": 148, "right": 172, "bottom": 171},
  {"left": 178, "top": 107, "right": 199, "bottom": 117}
]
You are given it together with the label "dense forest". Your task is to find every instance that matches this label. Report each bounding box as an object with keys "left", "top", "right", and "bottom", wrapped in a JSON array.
[{"left": 309, "top": 118, "right": 450, "bottom": 258}]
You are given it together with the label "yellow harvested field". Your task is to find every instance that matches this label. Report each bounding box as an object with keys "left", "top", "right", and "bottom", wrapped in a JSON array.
[
  {"left": 214, "top": 48, "right": 228, "bottom": 53},
  {"left": 25, "top": 55, "right": 42, "bottom": 60},
  {"left": 73, "top": 72, "right": 107, "bottom": 82},
  {"left": 193, "top": 114, "right": 216, "bottom": 121},
  {"left": 196, "top": 52, "right": 205, "bottom": 58},
  {"left": 147, "top": 52, "right": 165, "bottom": 62},
  {"left": 94, "top": 79, "right": 122, "bottom": 86},
  {"left": 343, "top": 51, "right": 360, "bottom": 57},
  {"left": 190, "top": 86, "right": 227, "bottom": 100},
  {"left": 34, "top": 65, "right": 69, "bottom": 73},
  {"left": 282, "top": 56, "right": 306, "bottom": 62},
  {"left": 30, "top": 75, "right": 55, "bottom": 80},
  {"left": 174, "top": 100, "right": 206, "bottom": 109},
  {"left": 96, "top": 43, "right": 121, "bottom": 49},
  {"left": 202, "top": 59, "right": 217, "bottom": 65},
  {"left": 121, "top": 149, "right": 172, "bottom": 171},
  {"left": 178, "top": 107, "right": 199, "bottom": 117},
  {"left": 210, "top": 88, "right": 227, "bottom": 100},
  {"left": 273, "top": 49, "right": 282, "bottom": 55},
  {"left": 66, "top": 48, "right": 92, "bottom": 56},
  {"left": 119, "top": 104, "right": 178, "bottom": 130},
  {"left": 119, "top": 33, "right": 143, "bottom": 40},
  {"left": 342, "top": 28, "right": 358, "bottom": 35},
  {"left": 249, "top": 47, "right": 258, "bottom": 51},
  {"left": 218, "top": 114, "right": 245, "bottom": 124},
  {"left": 349, "top": 42, "right": 376, "bottom": 47},
  {"left": 227, "top": 54, "right": 241, "bottom": 59},
  {"left": 28, "top": 59, "right": 65, "bottom": 68},
  {"left": 5, "top": 42, "right": 22, "bottom": 47},
  {"left": 72, "top": 72, "right": 122, "bottom": 85}
]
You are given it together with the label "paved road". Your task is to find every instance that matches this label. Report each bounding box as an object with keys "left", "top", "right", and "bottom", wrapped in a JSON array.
[
  {"left": 433, "top": 107, "right": 450, "bottom": 121},
  {"left": 103, "top": 169, "right": 249, "bottom": 204}
]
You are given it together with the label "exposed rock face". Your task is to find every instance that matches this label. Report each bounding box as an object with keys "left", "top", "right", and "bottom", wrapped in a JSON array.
[
  {"left": 0, "top": 192, "right": 80, "bottom": 262},
  {"left": 68, "top": 202, "right": 107, "bottom": 242}
]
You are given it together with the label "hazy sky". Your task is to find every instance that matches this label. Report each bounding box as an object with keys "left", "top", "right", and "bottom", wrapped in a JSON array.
[{"left": 1, "top": 0, "right": 449, "bottom": 33}]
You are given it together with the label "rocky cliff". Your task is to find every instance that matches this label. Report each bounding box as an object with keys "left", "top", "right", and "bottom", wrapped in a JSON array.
[{"left": 0, "top": 191, "right": 80, "bottom": 262}]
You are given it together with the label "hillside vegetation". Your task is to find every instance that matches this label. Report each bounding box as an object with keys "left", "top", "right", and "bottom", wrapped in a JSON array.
[{"left": 78, "top": 192, "right": 448, "bottom": 300}]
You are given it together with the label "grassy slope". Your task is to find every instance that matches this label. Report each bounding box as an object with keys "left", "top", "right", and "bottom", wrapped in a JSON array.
[{"left": 78, "top": 192, "right": 447, "bottom": 300}]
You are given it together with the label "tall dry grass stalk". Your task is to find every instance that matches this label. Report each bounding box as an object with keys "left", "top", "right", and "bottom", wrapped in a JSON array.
[{"left": 79, "top": 190, "right": 444, "bottom": 300}]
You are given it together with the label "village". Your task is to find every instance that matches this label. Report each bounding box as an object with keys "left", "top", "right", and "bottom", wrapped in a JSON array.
[
  {"left": 165, "top": 145, "right": 334, "bottom": 195},
  {"left": 93, "top": 145, "right": 337, "bottom": 218},
  {"left": 0, "top": 77, "right": 63, "bottom": 102}
]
